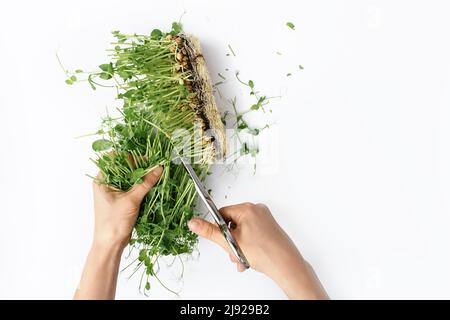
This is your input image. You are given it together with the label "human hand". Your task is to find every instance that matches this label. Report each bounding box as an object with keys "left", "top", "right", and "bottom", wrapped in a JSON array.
[
  {"left": 75, "top": 165, "right": 163, "bottom": 300},
  {"left": 92, "top": 166, "right": 163, "bottom": 250},
  {"left": 188, "top": 203, "right": 328, "bottom": 300}
]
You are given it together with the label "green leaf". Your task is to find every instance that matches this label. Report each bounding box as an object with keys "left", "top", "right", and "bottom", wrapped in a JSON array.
[
  {"left": 99, "top": 72, "right": 112, "bottom": 80},
  {"left": 111, "top": 31, "right": 126, "bottom": 43},
  {"left": 151, "top": 29, "right": 163, "bottom": 40},
  {"left": 251, "top": 104, "right": 259, "bottom": 110},
  {"left": 98, "top": 63, "right": 114, "bottom": 80},
  {"left": 65, "top": 75, "right": 77, "bottom": 85},
  {"left": 75, "top": 69, "right": 83, "bottom": 73},
  {"left": 171, "top": 22, "right": 182, "bottom": 34},
  {"left": 117, "top": 71, "right": 131, "bottom": 80},
  {"left": 144, "top": 256, "right": 152, "bottom": 267},
  {"left": 131, "top": 168, "right": 145, "bottom": 182},
  {"left": 99, "top": 63, "right": 114, "bottom": 74},
  {"left": 248, "top": 80, "right": 254, "bottom": 89},
  {"left": 138, "top": 249, "right": 147, "bottom": 262},
  {"left": 92, "top": 139, "right": 113, "bottom": 151},
  {"left": 237, "top": 122, "right": 248, "bottom": 130},
  {"left": 145, "top": 282, "right": 151, "bottom": 290},
  {"left": 299, "top": 64, "right": 304, "bottom": 70},
  {"left": 99, "top": 64, "right": 109, "bottom": 72},
  {"left": 287, "top": 73, "right": 292, "bottom": 77},
  {"left": 286, "top": 22, "right": 295, "bottom": 30}
]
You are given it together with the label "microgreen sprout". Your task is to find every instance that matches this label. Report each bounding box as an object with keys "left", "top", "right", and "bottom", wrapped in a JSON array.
[
  {"left": 227, "top": 44, "right": 236, "bottom": 57},
  {"left": 286, "top": 21, "right": 295, "bottom": 30}
]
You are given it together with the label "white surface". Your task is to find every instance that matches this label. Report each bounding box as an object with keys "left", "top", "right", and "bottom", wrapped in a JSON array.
[{"left": 1, "top": 0, "right": 450, "bottom": 299}]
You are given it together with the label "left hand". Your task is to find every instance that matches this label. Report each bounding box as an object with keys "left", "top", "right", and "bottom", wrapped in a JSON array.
[{"left": 92, "top": 166, "right": 163, "bottom": 250}]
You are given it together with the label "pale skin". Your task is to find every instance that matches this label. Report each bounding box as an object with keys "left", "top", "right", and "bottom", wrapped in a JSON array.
[{"left": 74, "top": 166, "right": 328, "bottom": 300}]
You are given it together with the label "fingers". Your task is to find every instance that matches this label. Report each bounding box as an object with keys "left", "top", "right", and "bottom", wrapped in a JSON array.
[
  {"left": 237, "top": 263, "right": 246, "bottom": 272},
  {"left": 127, "top": 166, "right": 163, "bottom": 202},
  {"left": 189, "top": 218, "right": 247, "bottom": 273},
  {"left": 188, "top": 217, "right": 229, "bottom": 251},
  {"left": 218, "top": 202, "right": 255, "bottom": 222},
  {"left": 229, "top": 253, "right": 246, "bottom": 273}
]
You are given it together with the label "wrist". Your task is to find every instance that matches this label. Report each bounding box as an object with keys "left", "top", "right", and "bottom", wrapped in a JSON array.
[
  {"left": 91, "top": 239, "right": 125, "bottom": 260},
  {"left": 93, "top": 226, "right": 131, "bottom": 253},
  {"left": 270, "top": 260, "right": 328, "bottom": 300}
]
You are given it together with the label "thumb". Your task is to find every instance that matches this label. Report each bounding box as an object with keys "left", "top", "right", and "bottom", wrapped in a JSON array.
[
  {"left": 188, "top": 217, "right": 229, "bottom": 251},
  {"left": 127, "top": 166, "right": 163, "bottom": 202}
]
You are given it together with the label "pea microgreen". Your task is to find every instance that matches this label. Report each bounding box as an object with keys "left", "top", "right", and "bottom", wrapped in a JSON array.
[
  {"left": 227, "top": 44, "right": 236, "bottom": 57},
  {"left": 286, "top": 21, "right": 295, "bottom": 30}
]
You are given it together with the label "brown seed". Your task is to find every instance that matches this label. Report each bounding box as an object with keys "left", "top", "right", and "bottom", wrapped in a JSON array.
[{"left": 176, "top": 52, "right": 183, "bottom": 61}]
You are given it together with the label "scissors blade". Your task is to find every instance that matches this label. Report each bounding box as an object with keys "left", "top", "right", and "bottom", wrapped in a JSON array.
[{"left": 180, "top": 157, "right": 250, "bottom": 269}]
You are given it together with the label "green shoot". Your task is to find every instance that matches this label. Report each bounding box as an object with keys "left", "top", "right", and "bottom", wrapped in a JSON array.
[{"left": 227, "top": 44, "right": 236, "bottom": 57}]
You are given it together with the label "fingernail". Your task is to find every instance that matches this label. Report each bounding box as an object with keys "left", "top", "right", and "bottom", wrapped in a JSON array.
[
  {"left": 151, "top": 166, "right": 163, "bottom": 177},
  {"left": 188, "top": 219, "right": 199, "bottom": 232}
]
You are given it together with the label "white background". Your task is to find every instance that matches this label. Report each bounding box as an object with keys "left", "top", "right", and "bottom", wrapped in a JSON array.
[{"left": 1, "top": 0, "right": 450, "bottom": 299}]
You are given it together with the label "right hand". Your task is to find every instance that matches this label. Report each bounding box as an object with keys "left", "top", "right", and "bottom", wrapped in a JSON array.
[{"left": 188, "top": 202, "right": 328, "bottom": 300}]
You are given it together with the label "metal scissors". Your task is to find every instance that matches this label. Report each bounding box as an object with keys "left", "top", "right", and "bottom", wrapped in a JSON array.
[{"left": 180, "top": 157, "right": 251, "bottom": 269}]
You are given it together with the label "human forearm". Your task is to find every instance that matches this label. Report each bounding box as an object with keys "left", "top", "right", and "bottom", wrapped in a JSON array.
[
  {"left": 74, "top": 242, "right": 123, "bottom": 300},
  {"left": 270, "top": 258, "right": 328, "bottom": 300}
]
